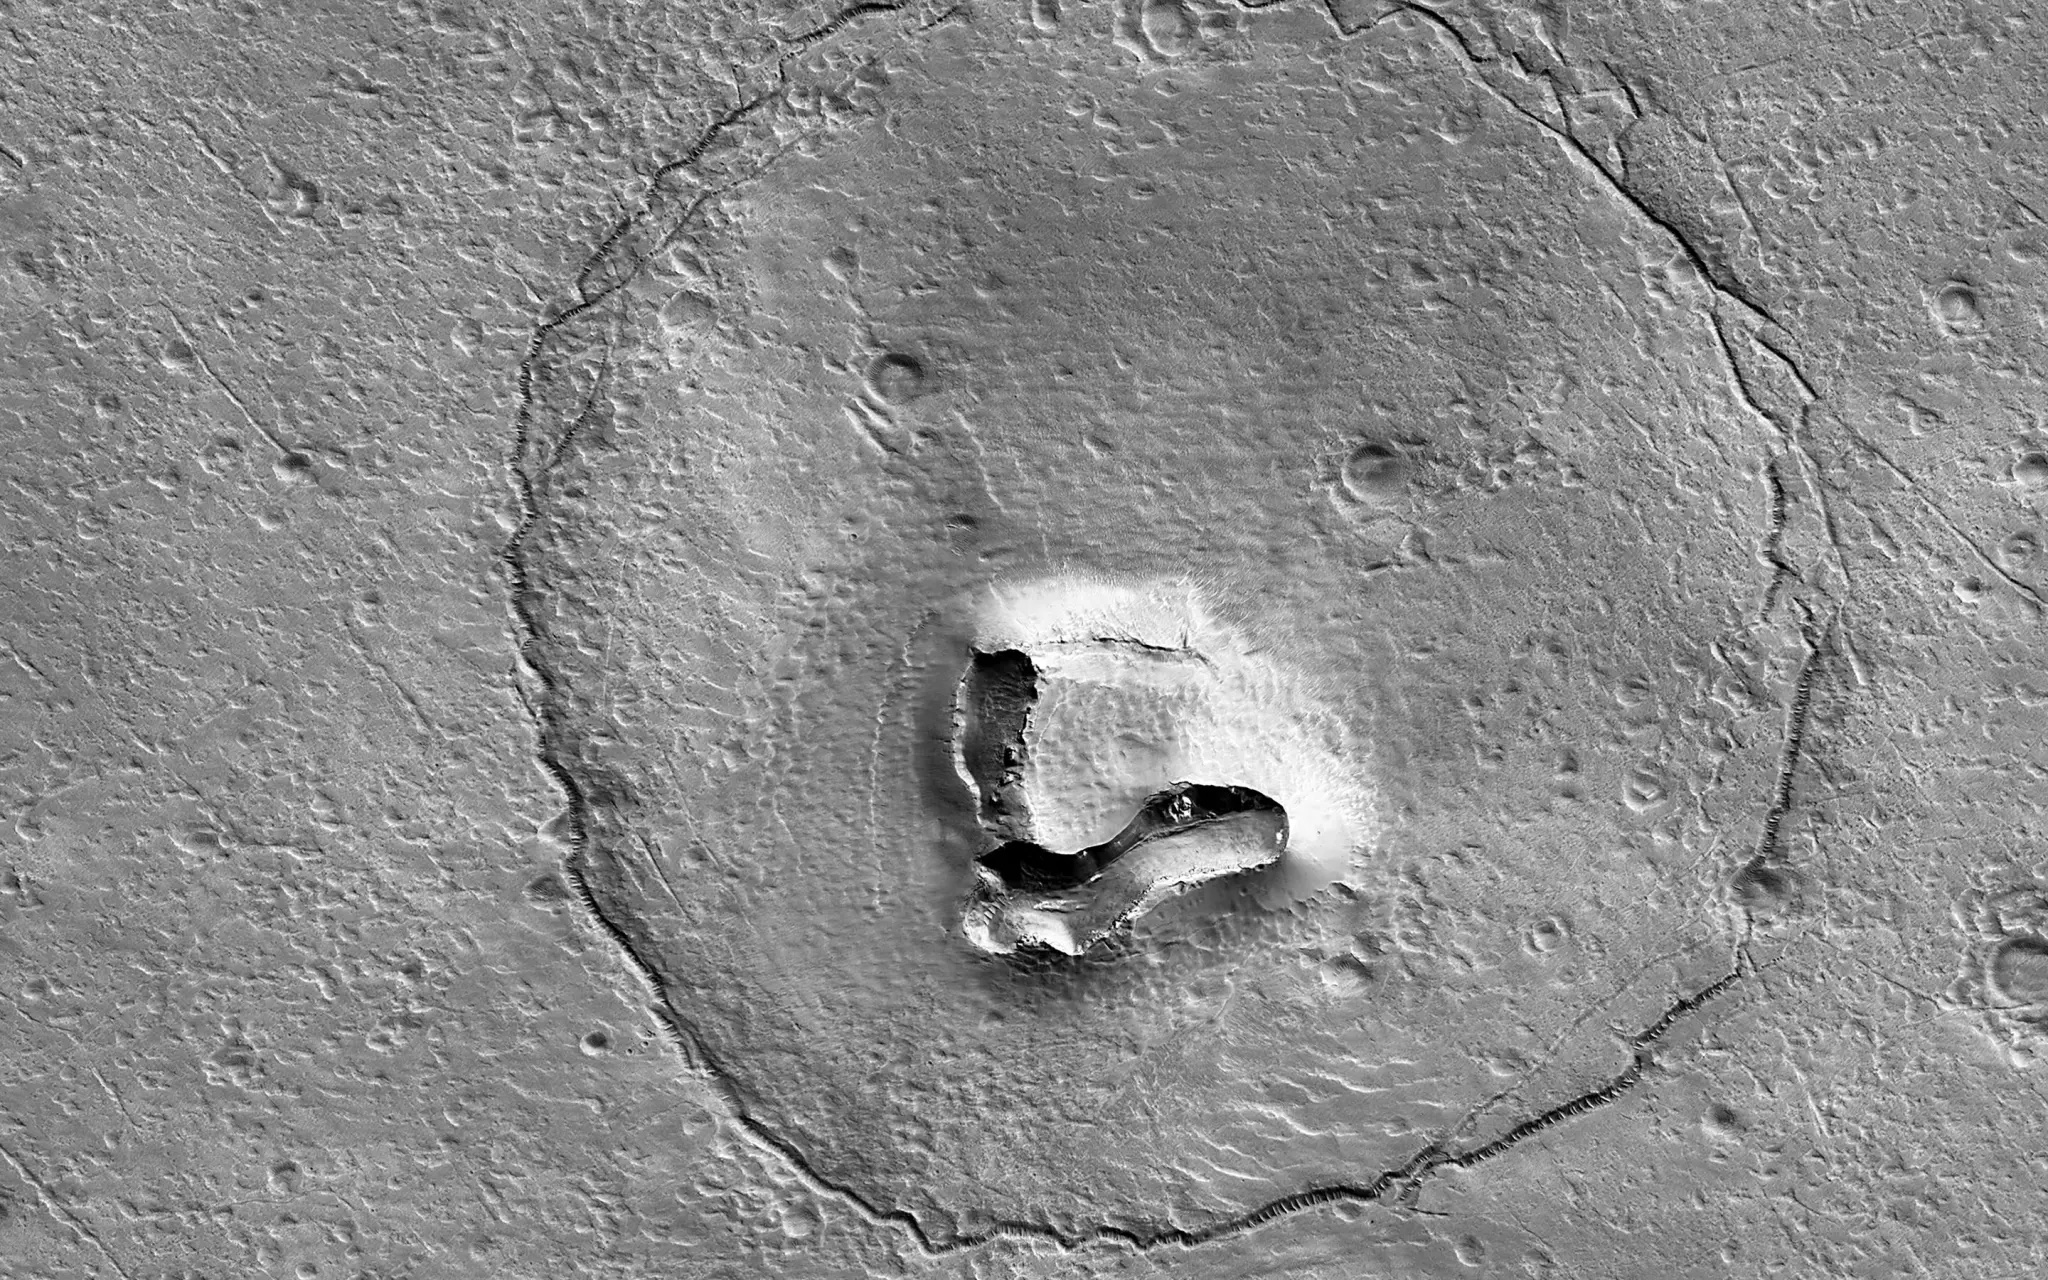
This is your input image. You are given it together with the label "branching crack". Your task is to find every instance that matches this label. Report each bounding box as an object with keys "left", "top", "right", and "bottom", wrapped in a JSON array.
[
  {"left": 720, "top": 963, "right": 1747, "bottom": 1255},
  {"left": 1363, "top": 2, "right": 1884, "bottom": 623},
  {"left": 780, "top": 1, "right": 909, "bottom": 52},
  {"left": 1848, "top": 432, "right": 2048, "bottom": 615},
  {"left": 0, "top": 1138, "right": 139, "bottom": 1280},
  {"left": 1705, "top": 307, "right": 1799, "bottom": 618},
  {"left": 1379, "top": 4, "right": 1787, "bottom": 334}
]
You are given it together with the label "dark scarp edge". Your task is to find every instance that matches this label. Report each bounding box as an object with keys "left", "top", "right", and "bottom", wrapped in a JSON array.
[
  {"left": 572, "top": 191, "right": 642, "bottom": 304},
  {"left": 1632, "top": 967, "right": 1744, "bottom": 1050},
  {"left": 557, "top": 857, "right": 691, "bottom": 1057},
  {"left": 650, "top": 88, "right": 784, "bottom": 191},
  {"left": 720, "top": 1101, "right": 1434, "bottom": 1255},
  {"left": 1426, "top": 963, "right": 1743, "bottom": 1176},
  {"left": 502, "top": 0, "right": 1775, "bottom": 1257},
  {"left": 1447, "top": 1061, "right": 1644, "bottom": 1171},
  {"left": 1753, "top": 327, "right": 1822, "bottom": 403},
  {"left": 1705, "top": 308, "right": 1799, "bottom": 620},
  {"left": 916, "top": 2, "right": 970, "bottom": 34},
  {"left": 575, "top": 52, "right": 855, "bottom": 303},
  {"left": 1746, "top": 607, "right": 1823, "bottom": 876},
  {"left": 780, "top": 1, "right": 909, "bottom": 53},
  {"left": 1383, "top": 0, "right": 1830, "bottom": 630},
  {"left": 1601, "top": 59, "right": 1646, "bottom": 120},
  {"left": 576, "top": 140, "right": 774, "bottom": 304},
  {"left": 503, "top": 0, "right": 924, "bottom": 925}
]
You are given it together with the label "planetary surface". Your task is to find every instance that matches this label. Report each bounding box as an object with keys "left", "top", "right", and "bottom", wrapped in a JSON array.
[{"left": 4, "top": 2, "right": 2047, "bottom": 1278}]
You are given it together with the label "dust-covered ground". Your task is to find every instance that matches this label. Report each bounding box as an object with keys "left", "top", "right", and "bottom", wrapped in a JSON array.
[{"left": 3, "top": 2, "right": 2046, "bottom": 1277}]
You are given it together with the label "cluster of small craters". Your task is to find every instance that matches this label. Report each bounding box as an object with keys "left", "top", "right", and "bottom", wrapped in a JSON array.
[
  {"left": 1111, "top": 0, "right": 1237, "bottom": 63},
  {"left": 1117, "top": 0, "right": 1187, "bottom": 59},
  {"left": 693, "top": 1128, "right": 831, "bottom": 1252},
  {"left": 1946, "top": 886, "right": 2048, "bottom": 1063}
]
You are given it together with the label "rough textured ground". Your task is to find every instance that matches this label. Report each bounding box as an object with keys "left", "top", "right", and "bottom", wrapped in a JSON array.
[{"left": 3, "top": 2, "right": 2046, "bottom": 1277}]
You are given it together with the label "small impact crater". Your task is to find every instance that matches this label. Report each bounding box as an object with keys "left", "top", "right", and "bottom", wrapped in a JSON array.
[
  {"left": 1932, "top": 278, "right": 1983, "bottom": 333},
  {"left": 1341, "top": 440, "right": 1411, "bottom": 506},
  {"left": 2010, "top": 450, "right": 2048, "bottom": 491},
  {"left": 864, "top": 351, "right": 928, "bottom": 405},
  {"left": 1988, "top": 937, "right": 2048, "bottom": 1010}
]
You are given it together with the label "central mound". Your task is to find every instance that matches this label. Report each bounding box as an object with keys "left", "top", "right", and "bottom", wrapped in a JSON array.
[{"left": 950, "top": 575, "right": 1371, "bottom": 953}]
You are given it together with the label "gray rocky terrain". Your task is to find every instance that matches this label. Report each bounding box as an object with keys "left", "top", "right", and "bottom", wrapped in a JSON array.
[{"left": 3, "top": 2, "right": 2046, "bottom": 1277}]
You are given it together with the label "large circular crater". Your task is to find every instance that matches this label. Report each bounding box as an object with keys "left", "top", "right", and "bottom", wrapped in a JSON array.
[{"left": 534, "top": 3, "right": 1787, "bottom": 1238}]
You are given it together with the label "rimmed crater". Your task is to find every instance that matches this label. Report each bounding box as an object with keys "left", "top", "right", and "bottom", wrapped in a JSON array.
[
  {"left": 1945, "top": 888, "right": 2048, "bottom": 1061},
  {"left": 521, "top": 0, "right": 1797, "bottom": 1233},
  {"left": 1989, "top": 936, "right": 2048, "bottom": 1013}
]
